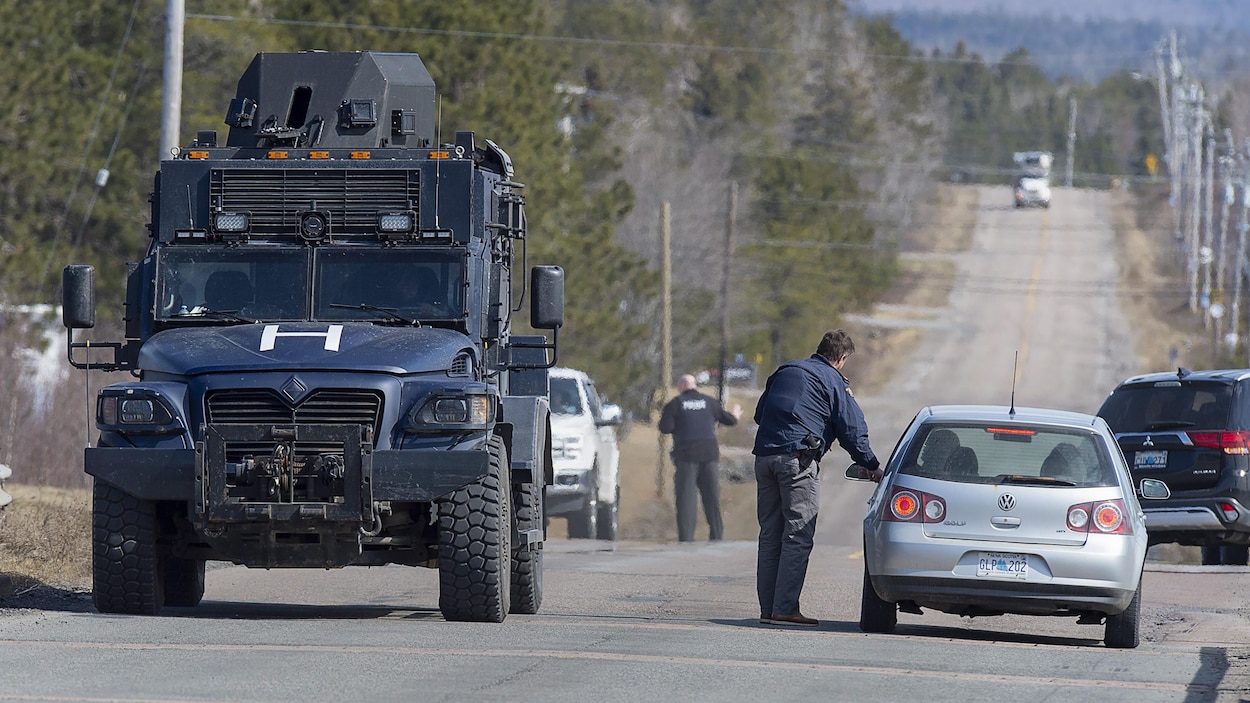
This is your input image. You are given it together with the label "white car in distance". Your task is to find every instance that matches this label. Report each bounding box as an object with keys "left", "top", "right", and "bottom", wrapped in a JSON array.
[{"left": 545, "top": 367, "right": 622, "bottom": 540}]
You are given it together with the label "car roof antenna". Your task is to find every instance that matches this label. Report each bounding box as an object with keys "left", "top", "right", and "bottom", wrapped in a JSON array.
[
  {"left": 1177, "top": 367, "right": 1190, "bottom": 379},
  {"left": 1009, "top": 350, "right": 1018, "bottom": 417}
]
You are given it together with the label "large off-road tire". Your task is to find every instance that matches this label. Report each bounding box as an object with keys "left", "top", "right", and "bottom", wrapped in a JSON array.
[
  {"left": 437, "top": 436, "right": 512, "bottom": 622},
  {"left": 596, "top": 485, "right": 619, "bottom": 541},
  {"left": 859, "top": 561, "right": 897, "bottom": 634},
  {"left": 510, "top": 480, "right": 544, "bottom": 615},
  {"left": 567, "top": 466, "right": 599, "bottom": 539},
  {"left": 163, "top": 557, "right": 206, "bottom": 608},
  {"left": 92, "top": 481, "right": 164, "bottom": 615},
  {"left": 1104, "top": 577, "right": 1142, "bottom": 649}
]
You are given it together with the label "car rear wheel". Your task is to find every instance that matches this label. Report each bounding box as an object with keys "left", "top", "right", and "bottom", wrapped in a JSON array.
[
  {"left": 859, "top": 562, "right": 897, "bottom": 634},
  {"left": 1104, "top": 578, "right": 1141, "bottom": 649},
  {"left": 1203, "top": 544, "right": 1249, "bottom": 565}
]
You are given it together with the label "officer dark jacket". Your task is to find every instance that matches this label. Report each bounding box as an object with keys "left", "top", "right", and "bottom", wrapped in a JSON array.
[
  {"left": 752, "top": 354, "right": 879, "bottom": 470},
  {"left": 659, "top": 389, "right": 739, "bottom": 462}
]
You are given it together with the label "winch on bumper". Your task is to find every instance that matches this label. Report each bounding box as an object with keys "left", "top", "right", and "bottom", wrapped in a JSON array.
[{"left": 84, "top": 423, "right": 492, "bottom": 567}]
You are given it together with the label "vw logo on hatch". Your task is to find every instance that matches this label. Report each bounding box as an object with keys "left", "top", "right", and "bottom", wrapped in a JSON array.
[{"left": 998, "top": 494, "right": 1016, "bottom": 511}]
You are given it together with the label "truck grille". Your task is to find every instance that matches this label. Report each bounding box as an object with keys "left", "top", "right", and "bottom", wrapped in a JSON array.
[
  {"left": 206, "top": 388, "right": 383, "bottom": 437},
  {"left": 210, "top": 168, "right": 419, "bottom": 236}
]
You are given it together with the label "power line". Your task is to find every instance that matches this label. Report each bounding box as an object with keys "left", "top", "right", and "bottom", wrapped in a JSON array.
[{"left": 185, "top": 13, "right": 1155, "bottom": 67}]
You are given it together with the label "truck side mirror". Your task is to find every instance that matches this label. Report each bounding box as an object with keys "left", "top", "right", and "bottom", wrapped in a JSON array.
[
  {"left": 62, "top": 265, "right": 97, "bottom": 329},
  {"left": 530, "top": 265, "right": 564, "bottom": 330}
]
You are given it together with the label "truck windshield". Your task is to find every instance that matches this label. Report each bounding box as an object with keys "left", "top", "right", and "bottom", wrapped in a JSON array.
[
  {"left": 155, "top": 246, "right": 466, "bottom": 323},
  {"left": 314, "top": 248, "right": 464, "bottom": 322},
  {"left": 156, "top": 246, "right": 308, "bottom": 320}
]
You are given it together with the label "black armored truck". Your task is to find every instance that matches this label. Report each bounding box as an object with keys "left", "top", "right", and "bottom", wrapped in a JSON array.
[{"left": 61, "top": 51, "right": 562, "bottom": 622}]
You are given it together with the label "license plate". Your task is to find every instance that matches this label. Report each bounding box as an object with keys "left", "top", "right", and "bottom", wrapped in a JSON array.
[
  {"left": 976, "top": 552, "right": 1028, "bottom": 580},
  {"left": 1135, "top": 450, "right": 1167, "bottom": 470}
]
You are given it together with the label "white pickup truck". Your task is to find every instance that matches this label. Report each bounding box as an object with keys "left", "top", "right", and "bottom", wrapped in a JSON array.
[
  {"left": 0, "top": 463, "right": 12, "bottom": 518},
  {"left": 545, "top": 367, "right": 622, "bottom": 540}
]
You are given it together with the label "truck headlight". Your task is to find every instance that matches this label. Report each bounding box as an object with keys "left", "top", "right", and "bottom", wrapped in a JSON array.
[
  {"left": 408, "top": 394, "right": 493, "bottom": 429},
  {"left": 377, "top": 211, "right": 415, "bottom": 234},
  {"left": 97, "top": 391, "right": 179, "bottom": 432},
  {"left": 211, "top": 211, "right": 250, "bottom": 233}
]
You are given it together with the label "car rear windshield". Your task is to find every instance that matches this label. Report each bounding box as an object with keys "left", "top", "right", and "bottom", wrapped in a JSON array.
[
  {"left": 1097, "top": 381, "right": 1233, "bottom": 434},
  {"left": 898, "top": 423, "right": 1116, "bottom": 487}
]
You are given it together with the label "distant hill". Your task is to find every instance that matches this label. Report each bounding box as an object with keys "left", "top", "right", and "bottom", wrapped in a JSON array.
[{"left": 848, "top": 0, "right": 1250, "bottom": 82}]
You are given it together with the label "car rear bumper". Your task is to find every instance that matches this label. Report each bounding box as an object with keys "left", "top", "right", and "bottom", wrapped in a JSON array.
[
  {"left": 872, "top": 574, "right": 1135, "bottom": 616},
  {"left": 866, "top": 528, "right": 1145, "bottom": 614},
  {"left": 1144, "top": 498, "right": 1250, "bottom": 544}
]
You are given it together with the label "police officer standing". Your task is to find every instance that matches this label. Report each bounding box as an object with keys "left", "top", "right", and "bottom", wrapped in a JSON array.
[
  {"left": 753, "top": 330, "right": 881, "bottom": 627},
  {"left": 659, "top": 374, "right": 743, "bottom": 542}
]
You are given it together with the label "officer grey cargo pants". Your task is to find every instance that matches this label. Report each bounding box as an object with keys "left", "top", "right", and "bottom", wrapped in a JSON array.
[{"left": 755, "top": 453, "right": 820, "bottom": 618}]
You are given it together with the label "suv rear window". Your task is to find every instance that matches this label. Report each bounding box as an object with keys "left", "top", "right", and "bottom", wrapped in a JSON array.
[
  {"left": 899, "top": 423, "right": 1115, "bottom": 487},
  {"left": 1098, "top": 382, "right": 1232, "bottom": 433}
]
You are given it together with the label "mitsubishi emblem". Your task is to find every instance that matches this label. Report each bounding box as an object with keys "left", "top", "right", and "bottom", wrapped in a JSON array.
[{"left": 1143, "top": 435, "right": 1154, "bottom": 447}]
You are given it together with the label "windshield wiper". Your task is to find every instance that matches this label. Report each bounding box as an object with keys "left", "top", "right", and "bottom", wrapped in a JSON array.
[
  {"left": 1144, "top": 420, "right": 1195, "bottom": 431},
  {"left": 994, "top": 474, "right": 1076, "bottom": 487},
  {"left": 169, "top": 307, "right": 253, "bottom": 323},
  {"left": 329, "top": 303, "right": 418, "bottom": 325}
]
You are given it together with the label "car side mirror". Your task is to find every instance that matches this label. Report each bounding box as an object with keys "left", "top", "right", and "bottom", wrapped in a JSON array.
[
  {"left": 530, "top": 265, "right": 564, "bottom": 330},
  {"left": 597, "top": 403, "right": 622, "bottom": 426},
  {"left": 1138, "top": 478, "right": 1170, "bottom": 500},
  {"left": 844, "top": 464, "right": 876, "bottom": 481}
]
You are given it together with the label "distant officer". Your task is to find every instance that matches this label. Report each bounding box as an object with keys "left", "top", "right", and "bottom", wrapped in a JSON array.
[{"left": 659, "top": 374, "right": 743, "bottom": 542}]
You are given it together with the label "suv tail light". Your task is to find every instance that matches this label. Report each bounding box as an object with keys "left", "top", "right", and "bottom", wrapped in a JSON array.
[
  {"left": 1188, "top": 431, "right": 1250, "bottom": 454},
  {"left": 884, "top": 487, "right": 946, "bottom": 523},
  {"left": 1067, "top": 499, "right": 1133, "bottom": 535},
  {"left": 1219, "top": 502, "right": 1240, "bottom": 522}
]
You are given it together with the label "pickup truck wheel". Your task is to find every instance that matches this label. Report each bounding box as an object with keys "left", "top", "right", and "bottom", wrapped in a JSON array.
[
  {"left": 510, "top": 481, "right": 544, "bottom": 614},
  {"left": 567, "top": 466, "right": 599, "bottom": 539},
  {"left": 437, "top": 436, "right": 512, "bottom": 622},
  {"left": 163, "top": 557, "right": 206, "bottom": 607},
  {"left": 92, "top": 481, "right": 164, "bottom": 615},
  {"left": 595, "top": 485, "right": 619, "bottom": 541}
]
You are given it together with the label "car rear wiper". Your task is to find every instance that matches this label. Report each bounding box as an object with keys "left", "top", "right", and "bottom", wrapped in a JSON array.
[
  {"left": 1144, "top": 420, "right": 1195, "bottom": 430},
  {"left": 994, "top": 474, "right": 1076, "bottom": 487},
  {"left": 169, "top": 307, "right": 253, "bottom": 323},
  {"left": 329, "top": 303, "right": 418, "bottom": 325}
]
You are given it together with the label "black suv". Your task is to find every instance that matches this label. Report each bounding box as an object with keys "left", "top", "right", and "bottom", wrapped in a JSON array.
[{"left": 1097, "top": 368, "right": 1250, "bottom": 565}]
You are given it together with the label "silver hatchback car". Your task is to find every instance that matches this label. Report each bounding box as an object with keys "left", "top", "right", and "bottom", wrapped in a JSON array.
[{"left": 847, "top": 405, "right": 1170, "bottom": 648}]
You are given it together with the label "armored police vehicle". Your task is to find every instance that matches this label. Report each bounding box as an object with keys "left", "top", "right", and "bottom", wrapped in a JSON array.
[{"left": 61, "top": 51, "right": 562, "bottom": 622}]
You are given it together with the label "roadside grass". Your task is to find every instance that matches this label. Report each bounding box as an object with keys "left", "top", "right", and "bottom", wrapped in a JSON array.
[{"left": 0, "top": 484, "right": 91, "bottom": 595}]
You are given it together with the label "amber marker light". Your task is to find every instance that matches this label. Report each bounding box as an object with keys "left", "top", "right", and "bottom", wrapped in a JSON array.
[
  {"left": 429, "top": 150, "right": 450, "bottom": 159},
  {"left": 186, "top": 151, "right": 209, "bottom": 160},
  {"left": 350, "top": 151, "right": 371, "bottom": 160},
  {"left": 309, "top": 151, "right": 330, "bottom": 159},
  {"left": 267, "top": 151, "right": 288, "bottom": 159}
]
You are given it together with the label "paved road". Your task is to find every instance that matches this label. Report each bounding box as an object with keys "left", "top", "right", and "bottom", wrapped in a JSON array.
[{"left": 3, "top": 186, "right": 1249, "bottom": 702}]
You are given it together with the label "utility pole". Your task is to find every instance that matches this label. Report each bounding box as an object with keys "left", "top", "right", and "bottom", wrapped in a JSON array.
[
  {"left": 159, "top": 0, "right": 185, "bottom": 160},
  {"left": 1234, "top": 166, "right": 1248, "bottom": 346},
  {"left": 1202, "top": 114, "right": 1215, "bottom": 329},
  {"left": 657, "top": 202, "right": 672, "bottom": 498},
  {"left": 1217, "top": 131, "right": 1236, "bottom": 347},
  {"left": 1065, "top": 96, "right": 1077, "bottom": 188},
  {"left": 717, "top": 182, "right": 736, "bottom": 406},
  {"left": 1188, "top": 86, "right": 1205, "bottom": 313}
]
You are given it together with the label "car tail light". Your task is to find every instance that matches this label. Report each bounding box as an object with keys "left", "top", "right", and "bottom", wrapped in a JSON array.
[
  {"left": 1219, "top": 502, "right": 1239, "bottom": 522},
  {"left": 885, "top": 487, "right": 945, "bottom": 523},
  {"left": 1188, "top": 431, "right": 1250, "bottom": 454},
  {"left": 1067, "top": 499, "right": 1132, "bottom": 535}
]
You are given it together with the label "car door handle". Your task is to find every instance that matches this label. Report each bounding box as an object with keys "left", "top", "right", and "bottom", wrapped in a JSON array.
[{"left": 991, "top": 516, "right": 1021, "bottom": 528}]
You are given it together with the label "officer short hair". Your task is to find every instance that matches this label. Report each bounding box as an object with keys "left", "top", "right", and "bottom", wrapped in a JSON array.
[{"left": 816, "top": 329, "right": 855, "bottom": 362}]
